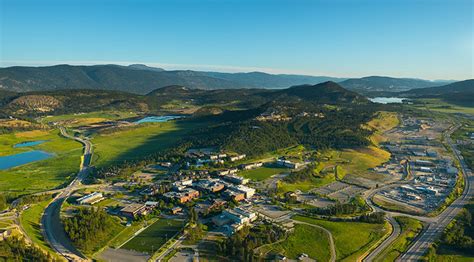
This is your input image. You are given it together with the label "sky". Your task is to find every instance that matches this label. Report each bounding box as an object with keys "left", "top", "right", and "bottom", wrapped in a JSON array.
[{"left": 0, "top": 0, "right": 473, "bottom": 80}]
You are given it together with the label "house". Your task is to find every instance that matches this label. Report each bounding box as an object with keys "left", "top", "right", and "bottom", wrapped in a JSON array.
[
  {"left": 77, "top": 192, "right": 104, "bottom": 205},
  {"left": 229, "top": 154, "right": 246, "bottom": 162},
  {"left": 171, "top": 206, "right": 182, "bottom": 214},
  {"left": 121, "top": 203, "right": 147, "bottom": 217}
]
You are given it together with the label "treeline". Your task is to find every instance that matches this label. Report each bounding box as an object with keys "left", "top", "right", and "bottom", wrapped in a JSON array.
[
  {"left": 62, "top": 207, "right": 121, "bottom": 253},
  {"left": 0, "top": 235, "right": 56, "bottom": 261},
  {"left": 284, "top": 163, "right": 322, "bottom": 184},
  {"left": 309, "top": 196, "right": 370, "bottom": 216},
  {"left": 217, "top": 223, "right": 286, "bottom": 261},
  {"left": 440, "top": 206, "right": 474, "bottom": 253}
]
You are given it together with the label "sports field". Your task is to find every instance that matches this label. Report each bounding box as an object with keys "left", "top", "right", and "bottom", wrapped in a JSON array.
[{"left": 122, "top": 219, "right": 185, "bottom": 254}]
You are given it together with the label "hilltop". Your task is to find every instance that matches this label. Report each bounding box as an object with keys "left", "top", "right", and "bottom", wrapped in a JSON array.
[{"left": 0, "top": 81, "right": 367, "bottom": 117}]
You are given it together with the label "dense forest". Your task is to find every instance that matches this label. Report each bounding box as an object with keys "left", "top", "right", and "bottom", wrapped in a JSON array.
[
  {"left": 62, "top": 207, "right": 122, "bottom": 254},
  {"left": 0, "top": 235, "right": 56, "bottom": 261},
  {"left": 218, "top": 223, "right": 286, "bottom": 261},
  {"left": 440, "top": 204, "right": 474, "bottom": 253}
]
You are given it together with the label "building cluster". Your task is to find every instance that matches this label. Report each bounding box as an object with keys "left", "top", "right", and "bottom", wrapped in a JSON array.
[
  {"left": 375, "top": 117, "right": 459, "bottom": 212},
  {"left": 212, "top": 205, "right": 257, "bottom": 235}
]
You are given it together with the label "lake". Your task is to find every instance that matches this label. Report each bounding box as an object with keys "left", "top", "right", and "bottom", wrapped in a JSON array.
[
  {"left": 0, "top": 150, "right": 53, "bottom": 170},
  {"left": 369, "top": 97, "right": 406, "bottom": 104},
  {"left": 13, "top": 140, "right": 47, "bottom": 148},
  {"left": 134, "top": 115, "right": 183, "bottom": 124}
]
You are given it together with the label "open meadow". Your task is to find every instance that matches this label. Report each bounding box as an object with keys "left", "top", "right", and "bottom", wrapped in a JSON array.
[
  {"left": 258, "top": 224, "right": 331, "bottom": 261},
  {"left": 293, "top": 215, "right": 388, "bottom": 261},
  {"left": 92, "top": 120, "right": 204, "bottom": 167},
  {"left": 0, "top": 129, "right": 82, "bottom": 195}
]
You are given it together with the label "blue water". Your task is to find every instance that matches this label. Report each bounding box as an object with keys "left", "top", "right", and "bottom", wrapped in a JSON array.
[
  {"left": 0, "top": 150, "right": 53, "bottom": 170},
  {"left": 13, "top": 140, "right": 47, "bottom": 148},
  {"left": 369, "top": 97, "right": 406, "bottom": 104},
  {"left": 135, "top": 115, "right": 182, "bottom": 124}
]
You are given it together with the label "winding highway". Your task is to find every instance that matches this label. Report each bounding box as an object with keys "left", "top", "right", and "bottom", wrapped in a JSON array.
[{"left": 41, "top": 127, "right": 93, "bottom": 261}]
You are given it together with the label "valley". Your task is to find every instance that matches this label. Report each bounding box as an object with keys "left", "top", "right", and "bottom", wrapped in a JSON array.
[{"left": 0, "top": 79, "right": 472, "bottom": 262}]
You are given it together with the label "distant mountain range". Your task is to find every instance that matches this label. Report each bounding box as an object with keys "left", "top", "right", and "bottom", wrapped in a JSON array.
[
  {"left": 0, "top": 64, "right": 456, "bottom": 95},
  {"left": 339, "top": 76, "right": 453, "bottom": 94},
  {"left": 399, "top": 79, "right": 474, "bottom": 106}
]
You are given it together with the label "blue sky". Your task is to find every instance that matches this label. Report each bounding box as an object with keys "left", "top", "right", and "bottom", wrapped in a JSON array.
[{"left": 0, "top": 0, "right": 472, "bottom": 80}]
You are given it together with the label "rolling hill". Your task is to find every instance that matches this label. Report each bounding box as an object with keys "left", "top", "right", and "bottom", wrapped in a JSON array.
[
  {"left": 0, "top": 81, "right": 368, "bottom": 117},
  {"left": 399, "top": 79, "right": 474, "bottom": 106}
]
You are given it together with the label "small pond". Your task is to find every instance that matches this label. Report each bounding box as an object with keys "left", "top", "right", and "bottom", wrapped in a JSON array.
[
  {"left": 134, "top": 115, "right": 183, "bottom": 124},
  {"left": 369, "top": 97, "right": 406, "bottom": 104},
  {"left": 13, "top": 140, "right": 48, "bottom": 148},
  {"left": 0, "top": 150, "right": 53, "bottom": 170}
]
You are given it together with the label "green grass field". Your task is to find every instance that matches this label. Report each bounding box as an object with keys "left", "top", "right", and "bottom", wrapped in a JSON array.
[
  {"left": 19, "top": 200, "right": 57, "bottom": 256},
  {"left": 411, "top": 99, "right": 474, "bottom": 115},
  {"left": 122, "top": 219, "right": 185, "bottom": 254},
  {"left": 293, "top": 215, "right": 387, "bottom": 261},
  {"left": 92, "top": 121, "right": 202, "bottom": 167},
  {"left": 40, "top": 111, "right": 138, "bottom": 126},
  {"left": 278, "top": 173, "right": 335, "bottom": 192},
  {"left": 107, "top": 218, "right": 158, "bottom": 249},
  {"left": 259, "top": 224, "right": 331, "bottom": 261},
  {"left": 374, "top": 217, "right": 423, "bottom": 262},
  {"left": 0, "top": 129, "right": 82, "bottom": 195},
  {"left": 240, "top": 166, "right": 289, "bottom": 181}
]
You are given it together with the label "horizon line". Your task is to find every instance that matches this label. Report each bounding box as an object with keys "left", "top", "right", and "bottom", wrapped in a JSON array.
[{"left": 0, "top": 60, "right": 464, "bottom": 82}]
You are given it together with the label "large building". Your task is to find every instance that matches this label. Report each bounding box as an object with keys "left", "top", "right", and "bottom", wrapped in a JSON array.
[
  {"left": 120, "top": 203, "right": 147, "bottom": 217},
  {"left": 77, "top": 192, "right": 104, "bottom": 205}
]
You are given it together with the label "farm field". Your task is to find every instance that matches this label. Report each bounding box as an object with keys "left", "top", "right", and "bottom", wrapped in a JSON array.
[
  {"left": 0, "top": 129, "right": 82, "bottom": 195},
  {"left": 293, "top": 215, "right": 387, "bottom": 261},
  {"left": 92, "top": 120, "right": 204, "bottom": 167},
  {"left": 259, "top": 224, "right": 331, "bottom": 261},
  {"left": 121, "top": 218, "right": 185, "bottom": 254},
  {"left": 240, "top": 166, "right": 289, "bottom": 181},
  {"left": 374, "top": 217, "right": 423, "bottom": 262}
]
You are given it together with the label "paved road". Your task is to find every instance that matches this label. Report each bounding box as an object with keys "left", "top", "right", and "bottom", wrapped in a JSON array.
[
  {"left": 41, "top": 127, "right": 93, "bottom": 261},
  {"left": 363, "top": 216, "right": 401, "bottom": 262},
  {"left": 398, "top": 125, "right": 473, "bottom": 261}
]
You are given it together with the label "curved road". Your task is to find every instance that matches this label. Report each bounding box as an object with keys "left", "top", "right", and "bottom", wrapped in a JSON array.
[{"left": 41, "top": 127, "right": 93, "bottom": 261}]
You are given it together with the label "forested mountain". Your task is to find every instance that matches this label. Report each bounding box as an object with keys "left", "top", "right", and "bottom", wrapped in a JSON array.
[
  {"left": 339, "top": 76, "right": 452, "bottom": 94},
  {"left": 0, "top": 82, "right": 368, "bottom": 117},
  {"left": 3, "top": 64, "right": 457, "bottom": 95},
  {"left": 399, "top": 79, "right": 474, "bottom": 106},
  {"left": 0, "top": 64, "right": 343, "bottom": 94}
]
